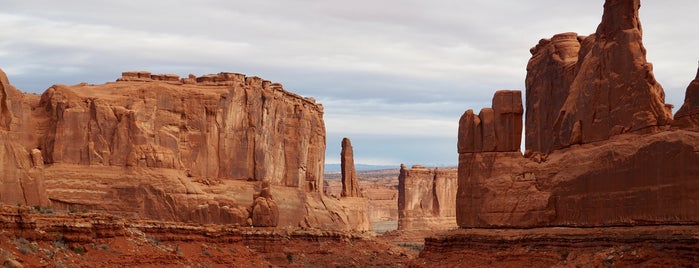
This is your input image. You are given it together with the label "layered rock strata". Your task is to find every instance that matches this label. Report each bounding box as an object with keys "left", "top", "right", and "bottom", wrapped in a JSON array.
[
  {"left": 340, "top": 137, "right": 361, "bottom": 197},
  {"left": 398, "top": 164, "right": 457, "bottom": 230},
  {"left": 457, "top": 0, "right": 699, "bottom": 228},
  {"left": 0, "top": 205, "right": 408, "bottom": 267},
  {"left": 0, "top": 69, "right": 365, "bottom": 231},
  {"left": 417, "top": 226, "right": 699, "bottom": 267}
]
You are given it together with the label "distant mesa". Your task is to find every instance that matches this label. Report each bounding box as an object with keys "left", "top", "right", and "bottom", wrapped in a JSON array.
[{"left": 397, "top": 164, "right": 457, "bottom": 230}]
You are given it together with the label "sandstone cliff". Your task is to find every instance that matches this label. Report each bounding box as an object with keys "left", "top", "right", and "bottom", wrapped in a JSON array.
[
  {"left": 0, "top": 69, "right": 49, "bottom": 207},
  {"left": 0, "top": 69, "right": 365, "bottom": 231},
  {"left": 398, "top": 164, "right": 457, "bottom": 230},
  {"left": 457, "top": 0, "right": 699, "bottom": 228},
  {"left": 526, "top": 0, "right": 672, "bottom": 154},
  {"left": 39, "top": 71, "right": 325, "bottom": 190}
]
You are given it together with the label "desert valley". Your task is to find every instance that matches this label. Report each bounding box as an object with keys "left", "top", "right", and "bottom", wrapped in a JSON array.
[{"left": 2, "top": 0, "right": 699, "bottom": 267}]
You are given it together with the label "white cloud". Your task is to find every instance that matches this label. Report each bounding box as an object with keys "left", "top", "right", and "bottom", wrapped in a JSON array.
[{"left": 0, "top": 1, "right": 697, "bottom": 165}]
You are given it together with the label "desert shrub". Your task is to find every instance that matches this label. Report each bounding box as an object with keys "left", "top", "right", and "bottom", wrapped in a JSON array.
[
  {"left": 560, "top": 251, "right": 569, "bottom": 260},
  {"left": 147, "top": 236, "right": 161, "bottom": 246},
  {"left": 15, "top": 237, "right": 29, "bottom": 245},
  {"left": 98, "top": 244, "right": 110, "bottom": 252},
  {"left": 72, "top": 246, "right": 86, "bottom": 254},
  {"left": 18, "top": 244, "right": 32, "bottom": 255},
  {"left": 398, "top": 243, "right": 424, "bottom": 252}
]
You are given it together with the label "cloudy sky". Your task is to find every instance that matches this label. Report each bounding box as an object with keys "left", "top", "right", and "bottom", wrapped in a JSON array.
[{"left": 1, "top": 1, "right": 696, "bottom": 167}]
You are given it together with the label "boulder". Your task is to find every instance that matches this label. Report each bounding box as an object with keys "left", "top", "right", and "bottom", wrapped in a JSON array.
[{"left": 251, "top": 180, "right": 279, "bottom": 227}]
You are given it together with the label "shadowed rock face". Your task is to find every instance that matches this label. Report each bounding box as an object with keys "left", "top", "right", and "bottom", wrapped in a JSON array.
[
  {"left": 674, "top": 67, "right": 699, "bottom": 130},
  {"left": 457, "top": 0, "right": 699, "bottom": 228},
  {"left": 526, "top": 0, "right": 672, "bottom": 154},
  {"left": 341, "top": 137, "right": 361, "bottom": 197},
  {"left": 0, "top": 69, "right": 367, "bottom": 231}
]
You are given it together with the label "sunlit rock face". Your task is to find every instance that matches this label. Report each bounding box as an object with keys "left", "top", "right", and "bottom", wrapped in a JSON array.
[{"left": 0, "top": 69, "right": 369, "bottom": 231}]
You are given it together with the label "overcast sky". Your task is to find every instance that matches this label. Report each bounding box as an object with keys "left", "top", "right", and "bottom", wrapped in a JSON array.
[{"left": 1, "top": 1, "right": 696, "bottom": 167}]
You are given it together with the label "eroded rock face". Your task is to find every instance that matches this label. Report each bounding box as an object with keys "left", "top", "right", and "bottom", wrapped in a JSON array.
[
  {"left": 0, "top": 69, "right": 365, "bottom": 231},
  {"left": 673, "top": 67, "right": 699, "bottom": 130},
  {"left": 251, "top": 179, "right": 279, "bottom": 227},
  {"left": 525, "top": 33, "right": 581, "bottom": 153},
  {"left": 526, "top": 0, "right": 672, "bottom": 154},
  {"left": 340, "top": 137, "right": 361, "bottom": 197},
  {"left": 458, "top": 130, "right": 699, "bottom": 228},
  {"left": 38, "top": 72, "right": 325, "bottom": 191},
  {"left": 457, "top": 0, "right": 699, "bottom": 228},
  {"left": 0, "top": 69, "right": 49, "bottom": 206},
  {"left": 398, "top": 164, "right": 457, "bottom": 230},
  {"left": 458, "top": 90, "right": 523, "bottom": 153}
]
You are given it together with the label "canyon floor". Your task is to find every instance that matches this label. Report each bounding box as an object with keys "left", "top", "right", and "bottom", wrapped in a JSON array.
[{"left": 2, "top": 204, "right": 698, "bottom": 267}]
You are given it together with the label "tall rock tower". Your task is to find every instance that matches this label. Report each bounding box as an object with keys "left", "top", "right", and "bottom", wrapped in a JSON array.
[{"left": 340, "top": 137, "right": 362, "bottom": 197}]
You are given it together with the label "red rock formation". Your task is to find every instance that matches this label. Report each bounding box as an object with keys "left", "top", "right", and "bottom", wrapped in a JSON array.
[
  {"left": 251, "top": 179, "right": 279, "bottom": 227},
  {"left": 673, "top": 67, "right": 699, "bottom": 130},
  {"left": 526, "top": 0, "right": 672, "bottom": 154},
  {"left": 0, "top": 69, "right": 49, "bottom": 207},
  {"left": 417, "top": 226, "right": 699, "bottom": 267},
  {"left": 458, "top": 90, "right": 523, "bottom": 153},
  {"left": 398, "top": 164, "right": 457, "bottom": 230},
  {"left": 456, "top": 0, "right": 699, "bottom": 228},
  {"left": 525, "top": 33, "right": 581, "bottom": 153},
  {"left": 340, "top": 138, "right": 362, "bottom": 197},
  {"left": 38, "top": 72, "right": 325, "bottom": 191},
  {"left": 0, "top": 204, "right": 410, "bottom": 267},
  {"left": 0, "top": 69, "right": 366, "bottom": 231}
]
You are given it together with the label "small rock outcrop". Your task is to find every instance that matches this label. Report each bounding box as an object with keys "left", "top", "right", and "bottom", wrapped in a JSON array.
[
  {"left": 340, "top": 137, "right": 362, "bottom": 197},
  {"left": 398, "top": 164, "right": 457, "bottom": 230},
  {"left": 458, "top": 90, "right": 523, "bottom": 153},
  {"left": 673, "top": 67, "right": 699, "bottom": 130},
  {"left": 251, "top": 179, "right": 279, "bottom": 227}
]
